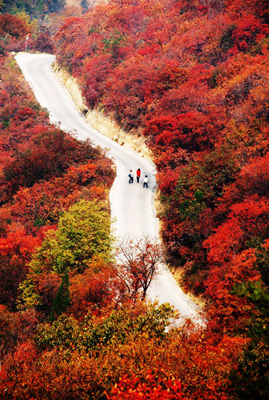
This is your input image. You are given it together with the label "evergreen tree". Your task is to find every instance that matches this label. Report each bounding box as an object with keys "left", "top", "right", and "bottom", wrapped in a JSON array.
[{"left": 50, "top": 271, "right": 70, "bottom": 321}]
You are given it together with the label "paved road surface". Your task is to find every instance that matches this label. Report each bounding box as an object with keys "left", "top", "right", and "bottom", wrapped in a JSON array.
[{"left": 15, "top": 52, "right": 203, "bottom": 324}]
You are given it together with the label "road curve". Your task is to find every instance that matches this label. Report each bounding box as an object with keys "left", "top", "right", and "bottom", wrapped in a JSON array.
[{"left": 15, "top": 52, "right": 203, "bottom": 324}]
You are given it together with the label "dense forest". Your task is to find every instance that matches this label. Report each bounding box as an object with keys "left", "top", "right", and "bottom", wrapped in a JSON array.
[
  {"left": 1, "top": 0, "right": 269, "bottom": 398},
  {"left": 0, "top": 0, "right": 66, "bottom": 17}
]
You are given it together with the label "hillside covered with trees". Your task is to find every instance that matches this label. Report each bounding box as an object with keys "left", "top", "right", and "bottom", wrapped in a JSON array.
[
  {"left": 1, "top": 0, "right": 269, "bottom": 398},
  {"left": 0, "top": 0, "right": 66, "bottom": 17}
]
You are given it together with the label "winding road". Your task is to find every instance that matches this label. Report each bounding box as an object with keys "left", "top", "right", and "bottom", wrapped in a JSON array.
[{"left": 15, "top": 52, "right": 203, "bottom": 324}]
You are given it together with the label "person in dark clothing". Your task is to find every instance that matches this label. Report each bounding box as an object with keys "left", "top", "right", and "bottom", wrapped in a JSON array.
[{"left": 128, "top": 170, "right": 134, "bottom": 183}]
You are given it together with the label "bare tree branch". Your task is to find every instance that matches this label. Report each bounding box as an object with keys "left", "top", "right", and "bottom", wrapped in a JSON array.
[{"left": 116, "top": 237, "right": 163, "bottom": 300}]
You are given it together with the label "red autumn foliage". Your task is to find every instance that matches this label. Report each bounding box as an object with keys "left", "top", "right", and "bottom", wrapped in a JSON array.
[
  {"left": 144, "top": 110, "right": 220, "bottom": 153},
  {"left": 0, "top": 46, "right": 115, "bottom": 317},
  {"left": 205, "top": 198, "right": 269, "bottom": 265},
  {"left": 231, "top": 15, "right": 269, "bottom": 53},
  {"left": 108, "top": 371, "right": 185, "bottom": 400},
  {"left": 51, "top": 5, "right": 269, "bottom": 395},
  {"left": 69, "top": 259, "right": 123, "bottom": 319},
  {"left": 0, "top": 224, "right": 41, "bottom": 310},
  {"left": 1, "top": 0, "right": 269, "bottom": 397},
  {"left": 0, "top": 14, "right": 28, "bottom": 39}
]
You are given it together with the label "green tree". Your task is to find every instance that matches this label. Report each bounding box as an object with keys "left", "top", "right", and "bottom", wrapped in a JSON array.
[
  {"left": 1, "top": 0, "right": 66, "bottom": 17},
  {"left": 31, "top": 199, "right": 112, "bottom": 275},
  {"left": 50, "top": 271, "right": 70, "bottom": 321},
  {"left": 231, "top": 281, "right": 269, "bottom": 399},
  {"left": 20, "top": 200, "right": 113, "bottom": 312}
]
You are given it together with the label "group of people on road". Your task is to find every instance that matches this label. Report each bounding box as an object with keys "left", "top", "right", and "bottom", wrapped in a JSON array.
[{"left": 128, "top": 168, "right": 149, "bottom": 188}]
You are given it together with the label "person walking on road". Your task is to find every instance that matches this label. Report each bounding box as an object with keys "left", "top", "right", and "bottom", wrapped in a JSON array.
[
  {"left": 128, "top": 170, "right": 134, "bottom": 183},
  {"left": 143, "top": 175, "right": 149, "bottom": 188},
  {"left": 136, "top": 168, "right": 141, "bottom": 183}
]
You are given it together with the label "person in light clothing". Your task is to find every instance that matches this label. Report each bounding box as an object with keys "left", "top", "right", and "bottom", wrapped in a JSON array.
[{"left": 143, "top": 175, "right": 148, "bottom": 188}]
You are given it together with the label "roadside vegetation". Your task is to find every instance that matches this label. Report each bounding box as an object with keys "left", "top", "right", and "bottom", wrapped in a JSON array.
[{"left": 0, "top": 1, "right": 269, "bottom": 398}]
